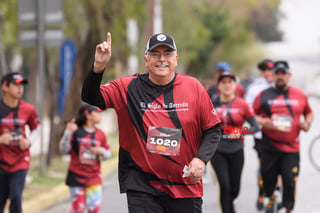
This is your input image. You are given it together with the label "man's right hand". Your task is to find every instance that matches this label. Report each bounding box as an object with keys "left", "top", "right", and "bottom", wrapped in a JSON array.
[
  {"left": 93, "top": 32, "right": 112, "bottom": 73},
  {"left": 0, "top": 132, "right": 11, "bottom": 145},
  {"left": 66, "top": 118, "right": 78, "bottom": 133}
]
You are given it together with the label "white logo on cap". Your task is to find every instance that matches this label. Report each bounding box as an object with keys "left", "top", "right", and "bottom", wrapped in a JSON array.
[{"left": 157, "top": 34, "right": 167, "bottom": 41}]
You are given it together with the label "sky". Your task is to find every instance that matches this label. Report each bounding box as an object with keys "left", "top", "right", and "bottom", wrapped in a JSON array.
[{"left": 269, "top": 0, "right": 320, "bottom": 57}]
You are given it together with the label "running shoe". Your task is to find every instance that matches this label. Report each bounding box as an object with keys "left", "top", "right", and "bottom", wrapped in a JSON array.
[
  {"left": 265, "top": 197, "right": 278, "bottom": 213},
  {"left": 256, "top": 195, "right": 264, "bottom": 210}
]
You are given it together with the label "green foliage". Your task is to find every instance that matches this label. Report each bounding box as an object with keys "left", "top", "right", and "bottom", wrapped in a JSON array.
[
  {"left": 162, "top": 0, "right": 281, "bottom": 78},
  {"left": 0, "top": 0, "right": 19, "bottom": 50}
]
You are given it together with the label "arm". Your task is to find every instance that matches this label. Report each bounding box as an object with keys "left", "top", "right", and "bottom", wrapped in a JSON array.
[
  {"left": 81, "top": 32, "right": 112, "bottom": 109},
  {"left": 59, "top": 119, "right": 78, "bottom": 154},
  {"left": 81, "top": 70, "right": 106, "bottom": 109},
  {"left": 246, "top": 116, "right": 260, "bottom": 134},
  {"left": 187, "top": 123, "right": 221, "bottom": 182},
  {"left": 300, "top": 112, "right": 313, "bottom": 132},
  {"left": 59, "top": 130, "right": 73, "bottom": 154},
  {"left": 28, "top": 126, "right": 40, "bottom": 143},
  {"left": 195, "top": 123, "right": 221, "bottom": 163},
  {"left": 255, "top": 115, "right": 275, "bottom": 130},
  {"left": 90, "top": 147, "right": 112, "bottom": 160},
  {"left": 0, "top": 130, "right": 11, "bottom": 145}
]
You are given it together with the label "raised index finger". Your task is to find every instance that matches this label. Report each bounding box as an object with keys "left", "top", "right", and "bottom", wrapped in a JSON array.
[{"left": 106, "top": 32, "right": 112, "bottom": 47}]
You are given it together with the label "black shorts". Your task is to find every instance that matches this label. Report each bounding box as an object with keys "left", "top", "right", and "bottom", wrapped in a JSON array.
[{"left": 126, "top": 190, "right": 203, "bottom": 213}]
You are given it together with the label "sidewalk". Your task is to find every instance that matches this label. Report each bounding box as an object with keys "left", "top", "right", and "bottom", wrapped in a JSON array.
[{"left": 23, "top": 157, "right": 118, "bottom": 213}]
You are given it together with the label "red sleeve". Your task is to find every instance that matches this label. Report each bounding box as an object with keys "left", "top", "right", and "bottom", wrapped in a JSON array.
[
  {"left": 253, "top": 92, "right": 262, "bottom": 115},
  {"left": 27, "top": 107, "right": 40, "bottom": 131},
  {"left": 236, "top": 83, "right": 245, "bottom": 98},
  {"left": 243, "top": 99, "right": 255, "bottom": 120},
  {"left": 303, "top": 95, "right": 312, "bottom": 116},
  {"left": 200, "top": 83, "right": 221, "bottom": 130}
]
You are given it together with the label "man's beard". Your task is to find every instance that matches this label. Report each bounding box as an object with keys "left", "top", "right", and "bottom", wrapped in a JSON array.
[{"left": 275, "top": 80, "right": 286, "bottom": 90}]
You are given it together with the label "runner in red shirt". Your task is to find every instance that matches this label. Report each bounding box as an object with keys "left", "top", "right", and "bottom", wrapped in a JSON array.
[
  {"left": 81, "top": 33, "right": 221, "bottom": 213},
  {"left": 253, "top": 61, "right": 313, "bottom": 213},
  {"left": 59, "top": 104, "right": 112, "bottom": 213},
  {"left": 0, "top": 72, "right": 40, "bottom": 213},
  {"left": 210, "top": 71, "right": 259, "bottom": 213}
]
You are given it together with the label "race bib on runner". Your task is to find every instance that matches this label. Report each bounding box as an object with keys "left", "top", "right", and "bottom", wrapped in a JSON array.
[
  {"left": 272, "top": 114, "right": 292, "bottom": 132},
  {"left": 79, "top": 145, "right": 97, "bottom": 165},
  {"left": 146, "top": 126, "right": 182, "bottom": 156},
  {"left": 9, "top": 128, "right": 23, "bottom": 146}
]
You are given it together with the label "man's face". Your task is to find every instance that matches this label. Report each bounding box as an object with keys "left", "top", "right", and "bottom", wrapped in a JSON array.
[
  {"left": 260, "top": 68, "right": 273, "bottom": 82},
  {"left": 2, "top": 82, "right": 24, "bottom": 99},
  {"left": 144, "top": 45, "right": 178, "bottom": 85},
  {"left": 273, "top": 70, "right": 291, "bottom": 90}
]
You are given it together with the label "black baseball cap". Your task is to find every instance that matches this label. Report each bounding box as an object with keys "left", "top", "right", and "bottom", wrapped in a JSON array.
[
  {"left": 273, "top": 61, "right": 289, "bottom": 73},
  {"left": 257, "top": 59, "right": 274, "bottom": 71},
  {"left": 217, "top": 71, "right": 236, "bottom": 83},
  {"left": 145, "top": 33, "right": 177, "bottom": 54},
  {"left": 1, "top": 72, "right": 28, "bottom": 86},
  {"left": 78, "top": 104, "right": 101, "bottom": 116}
]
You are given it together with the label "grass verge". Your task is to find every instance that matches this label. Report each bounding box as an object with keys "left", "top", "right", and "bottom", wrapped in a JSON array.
[{"left": 23, "top": 133, "right": 119, "bottom": 201}]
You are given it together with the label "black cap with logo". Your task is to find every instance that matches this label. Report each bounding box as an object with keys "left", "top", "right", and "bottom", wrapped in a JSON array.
[
  {"left": 145, "top": 33, "right": 177, "bottom": 54},
  {"left": 273, "top": 61, "right": 289, "bottom": 73},
  {"left": 257, "top": 59, "right": 274, "bottom": 71},
  {"left": 1, "top": 72, "right": 28, "bottom": 86}
]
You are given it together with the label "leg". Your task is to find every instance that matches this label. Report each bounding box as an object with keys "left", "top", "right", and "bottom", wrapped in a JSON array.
[
  {"left": 8, "top": 170, "right": 27, "bottom": 213},
  {"left": 163, "top": 196, "right": 203, "bottom": 213},
  {"left": 126, "top": 190, "right": 163, "bottom": 213},
  {"left": 260, "top": 151, "right": 279, "bottom": 197},
  {"left": 254, "top": 138, "right": 264, "bottom": 210},
  {"left": 85, "top": 184, "right": 102, "bottom": 213},
  {"left": 280, "top": 152, "right": 299, "bottom": 211},
  {"left": 260, "top": 151, "right": 280, "bottom": 212},
  {"left": 0, "top": 173, "right": 9, "bottom": 213},
  {"left": 228, "top": 150, "right": 244, "bottom": 203},
  {"left": 69, "top": 186, "right": 86, "bottom": 213},
  {"left": 211, "top": 152, "right": 233, "bottom": 213}
]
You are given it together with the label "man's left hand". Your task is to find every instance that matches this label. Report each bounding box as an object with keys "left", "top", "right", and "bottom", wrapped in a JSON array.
[
  {"left": 19, "top": 138, "right": 31, "bottom": 150},
  {"left": 187, "top": 157, "right": 205, "bottom": 182}
]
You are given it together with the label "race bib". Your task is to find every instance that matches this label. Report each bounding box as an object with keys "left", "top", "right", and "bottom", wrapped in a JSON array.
[
  {"left": 79, "top": 145, "right": 97, "bottom": 165},
  {"left": 146, "top": 126, "right": 182, "bottom": 156},
  {"left": 272, "top": 114, "right": 292, "bottom": 132},
  {"left": 9, "top": 128, "right": 23, "bottom": 146}
]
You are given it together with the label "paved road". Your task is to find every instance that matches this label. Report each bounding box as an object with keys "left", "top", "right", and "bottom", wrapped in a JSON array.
[
  {"left": 41, "top": 128, "right": 320, "bottom": 213},
  {"left": 40, "top": 57, "right": 320, "bottom": 213}
]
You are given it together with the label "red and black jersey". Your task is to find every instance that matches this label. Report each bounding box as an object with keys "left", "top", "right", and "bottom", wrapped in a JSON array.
[
  {"left": 99, "top": 73, "right": 220, "bottom": 198},
  {"left": 66, "top": 127, "right": 110, "bottom": 186},
  {"left": 253, "top": 86, "right": 312, "bottom": 152},
  {"left": 213, "top": 96, "right": 255, "bottom": 153},
  {"left": 0, "top": 99, "right": 39, "bottom": 172}
]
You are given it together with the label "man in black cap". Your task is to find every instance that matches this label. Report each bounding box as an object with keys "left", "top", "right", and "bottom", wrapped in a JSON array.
[
  {"left": 245, "top": 59, "right": 275, "bottom": 210},
  {"left": 0, "top": 72, "right": 40, "bottom": 213},
  {"left": 253, "top": 61, "right": 313, "bottom": 213},
  {"left": 81, "top": 32, "right": 221, "bottom": 213}
]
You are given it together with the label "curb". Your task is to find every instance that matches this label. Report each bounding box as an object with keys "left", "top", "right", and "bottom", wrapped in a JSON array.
[{"left": 23, "top": 157, "right": 118, "bottom": 213}]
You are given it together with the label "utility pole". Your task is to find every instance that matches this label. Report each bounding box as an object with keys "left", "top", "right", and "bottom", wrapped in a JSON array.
[
  {"left": 37, "top": 0, "right": 46, "bottom": 175},
  {"left": 0, "top": 9, "right": 8, "bottom": 76},
  {"left": 153, "top": 0, "right": 163, "bottom": 34}
]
